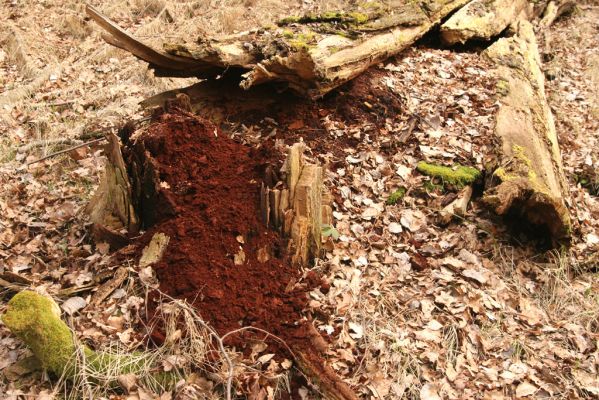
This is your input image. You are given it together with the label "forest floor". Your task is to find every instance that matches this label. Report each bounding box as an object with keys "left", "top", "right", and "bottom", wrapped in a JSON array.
[{"left": 0, "top": 1, "right": 598, "bottom": 399}]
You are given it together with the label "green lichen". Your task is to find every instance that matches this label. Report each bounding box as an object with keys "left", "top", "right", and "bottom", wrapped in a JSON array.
[
  {"left": 417, "top": 162, "right": 481, "bottom": 189},
  {"left": 386, "top": 187, "right": 406, "bottom": 205},
  {"left": 496, "top": 79, "right": 510, "bottom": 96}
]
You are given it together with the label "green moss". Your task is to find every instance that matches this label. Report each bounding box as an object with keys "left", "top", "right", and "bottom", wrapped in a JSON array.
[
  {"left": 386, "top": 187, "right": 406, "bottom": 205},
  {"left": 277, "top": 11, "right": 370, "bottom": 26},
  {"left": 417, "top": 162, "right": 481, "bottom": 189},
  {"left": 286, "top": 31, "right": 317, "bottom": 50},
  {"left": 2, "top": 291, "right": 178, "bottom": 389},
  {"left": 2, "top": 291, "right": 75, "bottom": 377}
]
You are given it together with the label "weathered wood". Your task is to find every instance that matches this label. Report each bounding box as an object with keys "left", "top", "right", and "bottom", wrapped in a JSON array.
[
  {"left": 482, "top": 20, "right": 570, "bottom": 240},
  {"left": 88, "top": 1, "right": 470, "bottom": 98},
  {"left": 262, "top": 143, "right": 330, "bottom": 265},
  {"left": 86, "top": 133, "right": 139, "bottom": 248},
  {"left": 440, "top": 0, "right": 530, "bottom": 45},
  {"left": 291, "top": 164, "right": 324, "bottom": 265},
  {"left": 439, "top": 186, "right": 473, "bottom": 225},
  {"left": 539, "top": 1, "right": 576, "bottom": 28},
  {"left": 139, "top": 233, "right": 170, "bottom": 267}
]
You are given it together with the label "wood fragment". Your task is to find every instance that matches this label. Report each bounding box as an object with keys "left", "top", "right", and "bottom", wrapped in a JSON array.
[
  {"left": 139, "top": 233, "right": 170, "bottom": 267},
  {"left": 91, "top": 267, "right": 128, "bottom": 306},
  {"left": 438, "top": 186, "right": 473, "bottom": 225},
  {"left": 539, "top": 1, "right": 576, "bottom": 28},
  {"left": 482, "top": 20, "right": 570, "bottom": 240}
]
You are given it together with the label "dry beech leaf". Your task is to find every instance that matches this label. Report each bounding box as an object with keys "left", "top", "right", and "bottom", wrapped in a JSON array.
[
  {"left": 419, "top": 383, "right": 442, "bottom": 400},
  {"left": 348, "top": 322, "right": 364, "bottom": 339},
  {"left": 515, "top": 381, "right": 537, "bottom": 398},
  {"left": 61, "top": 296, "right": 87, "bottom": 315},
  {"left": 256, "top": 353, "right": 275, "bottom": 364}
]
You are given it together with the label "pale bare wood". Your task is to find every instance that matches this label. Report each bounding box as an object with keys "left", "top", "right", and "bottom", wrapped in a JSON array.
[
  {"left": 139, "top": 233, "right": 170, "bottom": 267},
  {"left": 440, "top": 0, "right": 530, "bottom": 45}
]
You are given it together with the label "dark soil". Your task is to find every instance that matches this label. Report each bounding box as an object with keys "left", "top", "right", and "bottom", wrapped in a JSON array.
[{"left": 122, "top": 108, "right": 314, "bottom": 354}]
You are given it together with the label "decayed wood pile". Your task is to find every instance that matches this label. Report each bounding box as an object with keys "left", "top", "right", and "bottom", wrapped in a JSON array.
[
  {"left": 482, "top": 20, "right": 571, "bottom": 239},
  {"left": 86, "top": 1, "right": 471, "bottom": 98}
]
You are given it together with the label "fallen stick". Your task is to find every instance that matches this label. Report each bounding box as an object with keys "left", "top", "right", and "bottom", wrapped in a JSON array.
[
  {"left": 18, "top": 138, "right": 83, "bottom": 153},
  {"left": 26, "top": 137, "right": 106, "bottom": 166}
]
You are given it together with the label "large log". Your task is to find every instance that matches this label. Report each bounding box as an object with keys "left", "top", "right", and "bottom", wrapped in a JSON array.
[
  {"left": 86, "top": 1, "right": 470, "bottom": 98},
  {"left": 482, "top": 20, "right": 570, "bottom": 240},
  {"left": 440, "top": 0, "right": 530, "bottom": 45}
]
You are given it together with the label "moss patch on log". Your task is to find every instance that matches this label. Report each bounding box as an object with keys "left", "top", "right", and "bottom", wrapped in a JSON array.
[
  {"left": 278, "top": 11, "right": 371, "bottom": 26},
  {"left": 417, "top": 162, "right": 481, "bottom": 189}
]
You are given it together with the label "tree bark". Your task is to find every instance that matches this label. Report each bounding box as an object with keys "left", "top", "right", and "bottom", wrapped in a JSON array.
[{"left": 482, "top": 20, "right": 570, "bottom": 240}]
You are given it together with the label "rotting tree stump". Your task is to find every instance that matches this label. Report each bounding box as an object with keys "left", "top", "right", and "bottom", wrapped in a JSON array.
[
  {"left": 482, "top": 20, "right": 570, "bottom": 240},
  {"left": 86, "top": 132, "right": 139, "bottom": 250},
  {"left": 87, "top": 96, "right": 354, "bottom": 399},
  {"left": 86, "top": 1, "right": 471, "bottom": 98}
]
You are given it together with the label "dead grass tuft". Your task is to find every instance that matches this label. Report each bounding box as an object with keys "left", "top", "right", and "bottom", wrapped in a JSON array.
[{"left": 60, "top": 15, "right": 92, "bottom": 39}]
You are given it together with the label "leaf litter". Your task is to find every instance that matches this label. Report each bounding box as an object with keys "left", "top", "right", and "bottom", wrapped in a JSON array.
[{"left": 1, "top": 1, "right": 599, "bottom": 399}]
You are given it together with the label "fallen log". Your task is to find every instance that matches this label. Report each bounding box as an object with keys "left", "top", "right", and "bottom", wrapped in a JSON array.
[
  {"left": 87, "top": 1, "right": 471, "bottom": 98},
  {"left": 440, "top": 0, "right": 530, "bottom": 45},
  {"left": 2, "top": 291, "right": 178, "bottom": 388},
  {"left": 482, "top": 20, "right": 570, "bottom": 240}
]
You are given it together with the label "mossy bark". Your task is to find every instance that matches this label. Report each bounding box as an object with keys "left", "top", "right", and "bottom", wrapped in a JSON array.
[
  {"left": 87, "top": 1, "right": 470, "bottom": 98},
  {"left": 417, "top": 162, "right": 481, "bottom": 189},
  {"left": 482, "top": 20, "right": 570, "bottom": 240}
]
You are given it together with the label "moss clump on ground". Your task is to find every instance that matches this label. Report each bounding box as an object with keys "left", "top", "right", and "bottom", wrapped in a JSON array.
[
  {"left": 2, "top": 291, "right": 76, "bottom": 377},
  {"left": 417, "top": 161, "right": 481, "bottom": 189},
  {"left": 2, "top": 291, "right": 178, "bottom": 389},
  {"left": 386, "top": 187, "right": 406, "bottom": 205}
]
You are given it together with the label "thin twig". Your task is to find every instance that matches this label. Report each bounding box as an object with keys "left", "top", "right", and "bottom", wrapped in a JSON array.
[
  {"left": 26, "top": 137, "right": 106, "bottom": 166},
  {"left": 18, "top": 138, "right": 82, "bottom": 152}
]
